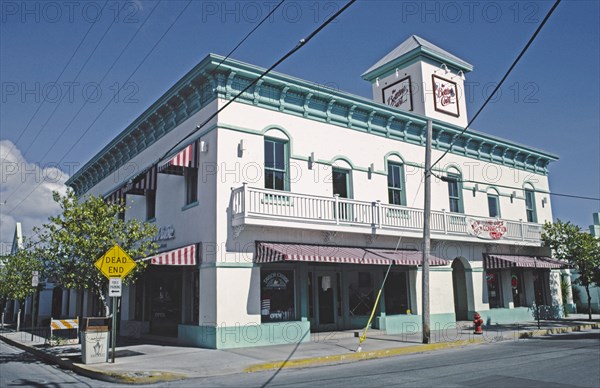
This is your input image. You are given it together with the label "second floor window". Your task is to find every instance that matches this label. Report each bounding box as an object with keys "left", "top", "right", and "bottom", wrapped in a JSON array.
[
  {"left": 525, "top": 189, "right": 537, "bottom": 223},
  {"left": 264, "top": 138, "right": 288, "bottom": 191},
  {"left": 387, "top": 162, "right": 406, "bottom": 206},
  {"left": 487, "top": 193, "right": 500, "bottom": 218},
  {"left": 185, "top": 167, "right": 198, "bottom": 205},
  {"left": 447, "top": 172, "right": 463, "bottom": 213}
]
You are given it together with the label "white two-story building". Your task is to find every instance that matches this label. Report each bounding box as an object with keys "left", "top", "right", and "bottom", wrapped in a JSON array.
[{"left": 65, "top": 35, "right": 571, "bottom": 349}]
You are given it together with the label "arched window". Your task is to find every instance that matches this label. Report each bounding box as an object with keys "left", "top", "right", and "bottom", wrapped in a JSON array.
[
  {"left": 524, "top": 184, "right": 537, "bottom": 223},
  {"left": 487, "top": 188, "right": 500, "bottom": 218},
  {"left": 264, "top": 129, "right": 290, "bottom": 191},
  {"left": 387, "top": 157, "right": 406, "bottom": 206},
  {"left": 446, "top": 168, "right": 464, "bottom": 213}
]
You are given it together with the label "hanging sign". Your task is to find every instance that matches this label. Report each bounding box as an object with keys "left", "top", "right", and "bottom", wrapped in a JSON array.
[{"left": 466, "top": 217, "right": 507, "bottom": 240}]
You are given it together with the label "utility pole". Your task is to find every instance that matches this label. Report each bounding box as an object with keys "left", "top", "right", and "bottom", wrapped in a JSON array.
[{"left": 422, "top": 119, "right": 432, "bottom": 344}]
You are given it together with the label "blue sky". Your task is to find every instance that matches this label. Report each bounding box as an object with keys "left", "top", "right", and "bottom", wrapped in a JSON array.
[{"left": 1, "top": 0, "right": 599, "bottom": 247}]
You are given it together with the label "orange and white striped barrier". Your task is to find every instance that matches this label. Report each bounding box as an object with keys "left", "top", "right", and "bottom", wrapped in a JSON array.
[{"left": 48, "top": 317, "right": 79, "bottom": 346}]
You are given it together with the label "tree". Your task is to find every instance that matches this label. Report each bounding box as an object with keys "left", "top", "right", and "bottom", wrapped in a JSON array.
[
  {"left": 542, "top": 220, "right": 600, "bottom": 320},
  {"left": 0, "top": 248, "right": 43, "bottom": 330},
  {"left": 36, "top": 191, "right": 158, "bottom": 317}
]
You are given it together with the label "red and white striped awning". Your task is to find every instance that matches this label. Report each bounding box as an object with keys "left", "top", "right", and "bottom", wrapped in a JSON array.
[
  {"left": 146, "top": 244, "right": 197, "bottom": 266},
  {"left": 124, "top": 165, "right": 157, "bottom": 195},
  {"left": 159, "top": 143, "right": 197, "bottom": 175},
  {"left": 256, "top": 243, "right": 392, "bottom": 265},
  {"left": 366, "top": 248, "right": 449, "bottom": 266},
  {"left": 484, "top": 254, "right": 566, "bottom": 269}
]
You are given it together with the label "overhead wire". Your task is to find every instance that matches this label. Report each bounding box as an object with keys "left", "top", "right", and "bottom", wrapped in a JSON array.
[{"left": 427, "top": 0, "right": 562, "bottom": 173}]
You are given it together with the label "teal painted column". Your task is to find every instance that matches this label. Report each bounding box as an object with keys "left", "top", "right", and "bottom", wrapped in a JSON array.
[{"left": 298, "top": 264, "right": 309, "bottom": 322}]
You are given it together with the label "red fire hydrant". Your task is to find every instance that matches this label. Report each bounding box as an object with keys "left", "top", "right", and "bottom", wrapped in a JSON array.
[{"left": 473, "top": 312, "right": 483, "bottom": 335}]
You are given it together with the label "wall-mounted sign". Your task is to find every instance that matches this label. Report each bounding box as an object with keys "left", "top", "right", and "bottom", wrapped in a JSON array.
[
  {"left": 382, "top": 76, "right": 412, "bottom": 111},
  {"left": 152, "top": 225, "right": 175, "bottom": 242},
  {"left": 466, "top": 217, "right": 507, "bottom": 240},
  {"left": 432, "top": 74, "right": 459, "bottom": 117}
]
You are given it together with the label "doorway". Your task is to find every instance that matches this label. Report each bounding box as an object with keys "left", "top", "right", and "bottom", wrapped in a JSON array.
[
  {"left": 452, "top": 259, "right": 469, "bottom": 320},
  {"left": 332, "top": 168, "right": 352, "bottom": 221},
  {"left": 309, "top": 271, "right": 339, "bottom": 331}
]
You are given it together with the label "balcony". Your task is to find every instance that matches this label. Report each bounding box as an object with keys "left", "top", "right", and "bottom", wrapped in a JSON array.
[{"left": 231, "top": 185, "right": 543, "bottom": 245}]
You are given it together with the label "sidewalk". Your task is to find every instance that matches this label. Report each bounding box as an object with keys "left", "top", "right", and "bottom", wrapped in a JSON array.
[{"left": 1, "top": 315, "right": 599, "bottom": 385}]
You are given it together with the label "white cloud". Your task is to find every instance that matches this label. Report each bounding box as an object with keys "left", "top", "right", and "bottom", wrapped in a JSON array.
[{"left": 0, "top": 140, "right": 69, "bottom": 255}]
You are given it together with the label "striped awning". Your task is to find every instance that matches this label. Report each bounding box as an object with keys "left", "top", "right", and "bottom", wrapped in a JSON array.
[
  {"left": 256, "top": 243, "right": 392, "bottom": 265},
  {"left": 159, "top": 142, "right": 197, "bottom": 175},
  {"left": 255, "top": 243, "right": 449, "bottom": 266},
  {"left": 124, "top": 165, "right": 157, "bottom": 195},
  {"left": 484, "top": 254, "right": 566, "bottom": 269},
  {"left": 366, "top": 248, "right": 449, "bottom": 266},
  {"left": 105, "top": 186, "right": 126, "bottom": 205},
  {"left": 147, "top": 244, "right": 198, "bottom": 266}
]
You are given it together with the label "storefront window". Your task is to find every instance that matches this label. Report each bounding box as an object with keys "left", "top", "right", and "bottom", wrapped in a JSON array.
[
  {"left": 348, "top": 271, "right": 375, "bottom": 316},
  {"left": 384, "top": 271, "right": 410, "bottom": 314},
  {"left": 511, "top": 271, "right": 526, "bottom": 307},
  {"left": 486, "top": 270, "right": 502, "bottom": 308},
  {"left": 261, "top": 270, "right": 295, "bottom": 323}
]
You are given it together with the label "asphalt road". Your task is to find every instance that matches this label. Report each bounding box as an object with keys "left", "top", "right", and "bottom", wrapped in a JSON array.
[{"left": 1, "top": 330, "right": 599, "bottom": 387}]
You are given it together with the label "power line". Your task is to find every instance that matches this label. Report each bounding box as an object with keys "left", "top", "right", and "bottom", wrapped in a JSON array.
[
  {"left": 3, "top": 0, "right": 161, "bottom": 206},
  {"left": 433, "top": 173, "right": 599, "bottom": 202},
  {"left": 1, "top": 1, "right": 109, "bottom": 165},
  {"left": 19, "top": 1, "right": 135, "bottom": 160},
  {"left": 428, "top": 0, "right": 562, "bottom": 173},
  {"left": 161, "top": 0, "right": 357, "bottom": 164},
  {"left": 5, "top": 0, "right": 188, "bottom": 215}
]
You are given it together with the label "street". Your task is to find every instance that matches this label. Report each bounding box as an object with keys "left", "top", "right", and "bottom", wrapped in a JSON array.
[{"left": 1, "top": 330, "right": 599, "bottom": 387}]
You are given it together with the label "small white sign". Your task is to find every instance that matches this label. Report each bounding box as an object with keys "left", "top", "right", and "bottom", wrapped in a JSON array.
[
  {"left": 109, "top": 278, "right": 122, "bottom": 297},
  {"left": 31, "top": 271, "right": 39, "bottom": 287}
]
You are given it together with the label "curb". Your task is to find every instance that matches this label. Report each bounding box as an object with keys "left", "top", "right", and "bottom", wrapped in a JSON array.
[
  {"left": 244, "top": 337, "right": 485, "bottom": 373},
  {"left": 244, "top": 323, "right": 600, "bottom": 373},
  {"left": 0, "top": 334, "right": 187, "bottom": 385}
]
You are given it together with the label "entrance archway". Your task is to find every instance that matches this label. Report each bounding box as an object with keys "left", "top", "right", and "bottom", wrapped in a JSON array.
[{"left": 452, "top": 258, "right": 469, "bottom": 320}]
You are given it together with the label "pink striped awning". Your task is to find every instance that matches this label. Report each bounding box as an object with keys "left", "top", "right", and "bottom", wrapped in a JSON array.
[
  {"left": 484, "top": 254, "right": 566, "bottom": 269},
  {"left": 256, "top": 243, "right": 392, "bottom": 265},
  {"left": 366, "top": 248, "right": 449, "bottom": 266},
  {"left": 159, "top": 142, "right": 197, "bottom": 175},
  {"left": 124, "top": 165, "right": 157, "bottom": 195},
  {"left": 148, "top": 244, "right": 197, "bottom": 266}
]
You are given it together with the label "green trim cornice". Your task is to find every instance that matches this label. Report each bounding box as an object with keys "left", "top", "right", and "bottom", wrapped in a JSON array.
[{"left": 67, "top": 54, "right": 558, "bottom": 195}]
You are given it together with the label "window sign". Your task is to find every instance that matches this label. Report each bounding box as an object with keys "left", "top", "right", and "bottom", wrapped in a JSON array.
[{"left": 261, "top": 270, "right": 295, "bottom": 323}]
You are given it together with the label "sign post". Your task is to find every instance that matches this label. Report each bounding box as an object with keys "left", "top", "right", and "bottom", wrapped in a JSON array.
[
  {"left": 31, "top": 271, "right": 39, "bottom": 341},
  {"left": 95, "top": 244, "right": 136, "bottom": 363}
]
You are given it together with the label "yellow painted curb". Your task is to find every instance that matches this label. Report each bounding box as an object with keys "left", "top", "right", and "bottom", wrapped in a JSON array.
[
  {"left": 517, "top": 323, "right": 600, "bottom": 339},
  {"left": 244, "top": 337, "right": 485, "bottom": 373}
]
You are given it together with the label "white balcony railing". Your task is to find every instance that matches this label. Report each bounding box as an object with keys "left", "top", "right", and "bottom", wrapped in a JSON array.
[{"left": 231, "top": 184, "right": 543, "bottom": 242}]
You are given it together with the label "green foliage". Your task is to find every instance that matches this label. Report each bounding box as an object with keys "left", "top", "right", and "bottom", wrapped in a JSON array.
[
  {"left": 542, "top": 219, "right": 600, "bottom": 319},
  {"left": 0, "top": 248, "right": 43, "bottom": 303},
  {"left": 36, "top": 190, "right": 158, "bottom": 315}
]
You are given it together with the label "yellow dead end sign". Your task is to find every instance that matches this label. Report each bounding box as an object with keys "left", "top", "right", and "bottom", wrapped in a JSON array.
[{"left": 95, "top": 244, "right": 136, "bottom": 279}]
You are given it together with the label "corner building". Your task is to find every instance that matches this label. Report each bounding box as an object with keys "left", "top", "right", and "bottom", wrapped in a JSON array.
[{"left": 66, "top": 35, "right": 573, "bottom": 349}]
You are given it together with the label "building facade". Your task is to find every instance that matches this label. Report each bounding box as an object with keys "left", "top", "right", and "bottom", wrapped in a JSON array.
[{"left": 66, "top": 35, "right": 571, "bottom": 349}]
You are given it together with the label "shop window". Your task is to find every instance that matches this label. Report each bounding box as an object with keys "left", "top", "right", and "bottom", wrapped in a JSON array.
[
  {"left": 185, "top": 167, "right": 198, "bottom": 205},
  {"left": 348, "top": 271, "right": 375, "bottom": 316},
  {"left": 488, "top": 193, "right": 500, "bottom": 218},
  {"left": 264, "top": 138, "right": 288, "bottom": 191},
  {"left": 525, "top": 189, "right": 537, "bottom": 223},
  {"left": 486, "top": 270, "right": 503, "bottom": 308},
  {"left": 384, "top": 271, "right": 410, "bottom": 315},
  {"left": 261, "top": 269, "right": 295, "bottom": 323},
  {"left": 146, "top": 190, "right": 156, "bottom": 220},
  {"left": 447, "top": 172, "right": 464, "bottom": 213},
  {"left": 511, "top": 271, "right": 526, "bottom": 307},
  {"left": 387, "top": 162, "right": 406, "bottom": 206}
]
